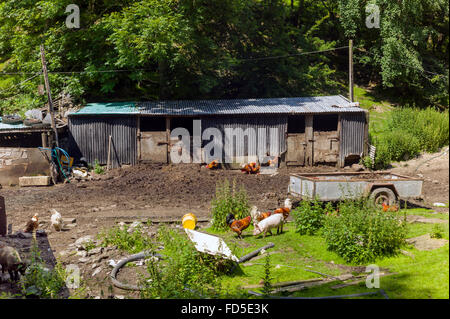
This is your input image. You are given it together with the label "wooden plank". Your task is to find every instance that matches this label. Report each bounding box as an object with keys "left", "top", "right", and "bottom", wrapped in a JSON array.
[{"left": 305, "top": 115, "right": 314, "bottom": 166}]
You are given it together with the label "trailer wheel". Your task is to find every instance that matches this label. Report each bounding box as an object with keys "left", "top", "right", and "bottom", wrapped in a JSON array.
[{"left": 370, "top": 187, "right": 397, "bottom": 208}]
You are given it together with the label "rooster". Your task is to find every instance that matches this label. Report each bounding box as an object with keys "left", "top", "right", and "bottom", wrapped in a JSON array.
[
  {"left": 382, "top": 201, "right": 399, "bottom": 212},
  {"left": 257, "top": 212, "right": 273, "bottom": 222},
  {"left": 273, "top": 198, "right": 292, "bottom": 220},
  {"left": 24, "top": 213, "right": 39, "bottom": 233},
  {"left": 206, "top": 159, "right": 219, "bottom": 169},
  {"left": 226, "top": 213, "right": 252, "bottom": 239},
  {"left": 240, "top": 162, "right": 260, "bottom": 174},
  {"left": 50, "top": 209, "right": 64, "bottom": 232}
]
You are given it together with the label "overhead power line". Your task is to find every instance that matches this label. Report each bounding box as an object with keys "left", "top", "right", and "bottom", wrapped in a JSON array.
[
  {"left": 0, "top": 72, "right": 41, "bottom": 95},
  {"left": 0, "top": 46, "right": 350, "bottom": 76}
]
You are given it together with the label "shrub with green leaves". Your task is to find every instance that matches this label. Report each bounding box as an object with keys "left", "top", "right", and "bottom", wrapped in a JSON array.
[
  {"left": 210, "top": 179, "right": 250, "bottom": 231},
  {"left": 371, "top": 107, "right": 449, "bottom": 169},
  {"left": 322, "top": 200, "right": 407, "bottom": 264},
  {"left": 21, "top": 242, "right": 68, "bottom": 299},
  {"left": 291, "top": 199, "right": 332, "bottom": 235},
  {"left": 140, "top": 226, "right": 237, "bottom": 299},
  {"left": 94, "top": 159, "right": 105, "bottom": 174},
  {"left": 99, "top": 223, "right": 154, "bottom": 254}
]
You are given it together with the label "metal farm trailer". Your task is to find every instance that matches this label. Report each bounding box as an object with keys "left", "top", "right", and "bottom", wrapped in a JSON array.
[{"left": 288, "top": 172, "right": 423, "bottom": 206}]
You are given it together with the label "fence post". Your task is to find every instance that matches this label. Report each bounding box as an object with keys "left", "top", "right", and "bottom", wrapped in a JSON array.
[{"left": 0, "top": 195, "right": 6, "bottom": 236}]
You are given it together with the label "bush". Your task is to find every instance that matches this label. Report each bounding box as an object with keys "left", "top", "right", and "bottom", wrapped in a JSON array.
[
  {"left": 210, "top": 179, "right": 250, "bottom": 231},
  {"left": 291, "top": 199, "right": 332, "bottom": 235},
  {"left": 372, "top": 107, "right": 449, "bottom": 169},
  {"left": 94, "top": 159, "right": 105, "bottom": 174},
  {"left": 21, "top": 242, "right": 68, "bottom": 298},
  {"left": 322, "top": 200, "right": 407, "bottom": 264},
  {"left": 140, "top": 226, "right": 239, "bottom": 299},
  {"left": 99, "top": 222, "right": 154, "bottom": 254}
]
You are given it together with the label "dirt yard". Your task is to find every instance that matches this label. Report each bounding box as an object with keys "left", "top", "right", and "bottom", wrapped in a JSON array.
[{"left": 0, "top": 149, "right": 448, "bottom": 298}]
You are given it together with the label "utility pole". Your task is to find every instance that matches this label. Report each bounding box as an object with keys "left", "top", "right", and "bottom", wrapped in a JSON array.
[
  {"left": 40, "top": 44, "right": 59, "bottom": 148},
  {"left": 349, "top": 39, "right": 354, "bottom": 102}
]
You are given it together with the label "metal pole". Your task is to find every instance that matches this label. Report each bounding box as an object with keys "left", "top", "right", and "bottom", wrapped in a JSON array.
[
  {"left": 40, "top": 44, "right": 59, "bottom": 148},
  {"left": 349, "top": 39, "right": 354, "bottom": 102},
  {"left": 0, "top": 196, "right": 6, "bottom": 236}
]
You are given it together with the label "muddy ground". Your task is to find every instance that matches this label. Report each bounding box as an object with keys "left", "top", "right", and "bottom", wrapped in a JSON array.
[{"left": 0, "top": 149, "right": 448, "bottom": 298}]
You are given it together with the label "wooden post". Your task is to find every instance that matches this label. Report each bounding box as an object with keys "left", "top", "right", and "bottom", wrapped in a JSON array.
[
  {"left": 166, "top": 117, "right": 170, "bottom": 164},
  {"left": 40, "top": 44, "right": 59, "bottom": 148},
  {"left": 349, "top": 39, "right": 354, "bottom": 102},
  {"left": 305, "top": 115, "right": 314, "bottom": 166},
  {"left": 41, "top": 132, "right": 48, "bottom": 148},
  {"left": 137, "top": 116, "right": 141, "bottom": 162},
  {"left": 107, "top": 135, "right": 112, "bottom": 170},
  {"left": 0, "top": 196, "right": 6, "bottom": 236},
  {"left": 337, "top": 114, "right": 343, "bottom": 168}
]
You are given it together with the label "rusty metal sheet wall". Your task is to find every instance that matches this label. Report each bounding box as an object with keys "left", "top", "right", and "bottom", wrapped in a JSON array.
[
  {"left": 340, "top": 113, "right": 366, "bottom": 164},
  {"left": 68, "top": 116, "right": 137, "bottom": 167},
  {"left": 201, "top": 115, "right": 287, "bottom": 162}
]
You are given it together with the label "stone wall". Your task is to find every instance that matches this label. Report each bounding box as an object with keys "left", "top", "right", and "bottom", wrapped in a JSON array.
[{"left": 0, "top": 147, "right": 50, "bottom": 186}]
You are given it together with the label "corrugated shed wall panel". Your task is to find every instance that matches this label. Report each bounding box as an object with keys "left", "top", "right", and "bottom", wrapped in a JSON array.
[
  {"left": 201, "top": 115, "right": 287, "bottom": 162},
  {"left": 68, "top": 116, "right": 137, "bottom": 166},
  {"left": 340, "top": 113, "right": 366, "bottom": 163}
]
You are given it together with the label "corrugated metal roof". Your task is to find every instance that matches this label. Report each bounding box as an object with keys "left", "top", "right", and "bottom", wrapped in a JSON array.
[
  {"left": 72, "top": 102, "right": 139, "bottom": 115},
  {"left": 70, "top": 95, "right": 365, "bottom": 116}
]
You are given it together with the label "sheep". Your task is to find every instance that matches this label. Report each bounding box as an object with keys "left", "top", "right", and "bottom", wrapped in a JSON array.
[
  {"left": 252, "top": 213, "right": 284, "bottom": 238},
  {"left": 0, "top": 245, "right": 27, "bottom": 282}
]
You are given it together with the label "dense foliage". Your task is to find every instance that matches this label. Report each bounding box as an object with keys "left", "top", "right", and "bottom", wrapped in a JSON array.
[
  {"left": 322, "top": 199, "right": 407, "bottom": 264},
  {"left": 291, "top": 198, "right": 332, "bottom": 235},
  {"left": 210, "top": 179, "right": 250, "bottom": 231},
  {"left": 369, "top": 107, "right": 449, "bottom": 169},
  {"left": 140, "top": 226, "right": 242, "bottom": 298},
  {"left": 1, "top": 0, "right": 448, "bottom": 115}
]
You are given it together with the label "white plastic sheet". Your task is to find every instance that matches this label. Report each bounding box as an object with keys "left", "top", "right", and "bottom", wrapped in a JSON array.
[{"left": 184, "top": 228, "right": 239, "bottom": 262}]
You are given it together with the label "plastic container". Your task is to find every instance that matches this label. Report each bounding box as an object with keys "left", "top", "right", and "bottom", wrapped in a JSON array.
[{"left": 182, "top": 213, "right": 197, "bottom": 230}]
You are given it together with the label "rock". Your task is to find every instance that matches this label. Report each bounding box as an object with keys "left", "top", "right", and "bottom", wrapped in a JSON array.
[
  {"left": 87, "top": 247, "right": 104, "bottom": 256},
  {"left": 92, "top": 263, "right": 97, "bottom": 269},
  {"left": 417, "top": 174, "right": 423, "bottom": 178},
  {"left": 115, "top": 295, "right": 125, "bottom": 299},
  {"left": 351, "top": 164, "right": 365, "bottom": 172},
  {"left": 433, "top": 202, "right": 447, "bottom": 207},
  {"left": 36, "top": 229, "right": 46, "bottom": 237},
  {"left": 63, "top": 218, "right": 77, "bottom": 224},
  {"left": 66, "top": 224, "right": 77, "bottom": 229},
  {"left": 16, "top": 232, "right": 32, "bottom": 239},
  {"left": 92, "top": 267, "right": 102, "bottom": 277},
  {"left": 76, "top": 250, "right": 88, "bottom": 257},
  {"left": 75, "top": 235, "right": 94, "bottom": 250},
  {"left": 433, "top": 180, "right": 439, "bottom": 184},
  {"left": 78, "top": 257, "right": 90, "bottom": 263}
]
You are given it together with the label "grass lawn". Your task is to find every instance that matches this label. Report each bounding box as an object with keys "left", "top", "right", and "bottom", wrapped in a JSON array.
[{"left": 204, "top": 208, "right": 449, "bottom": 299}]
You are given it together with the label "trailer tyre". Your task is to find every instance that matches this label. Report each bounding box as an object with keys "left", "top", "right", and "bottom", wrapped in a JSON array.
[{"left": 370, "top": 187, "right": 397, "bottom": 208}]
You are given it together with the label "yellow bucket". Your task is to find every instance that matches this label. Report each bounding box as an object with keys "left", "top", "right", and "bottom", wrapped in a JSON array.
[{"left": 182, "top": 213, "right": 197, "bottom": 230}]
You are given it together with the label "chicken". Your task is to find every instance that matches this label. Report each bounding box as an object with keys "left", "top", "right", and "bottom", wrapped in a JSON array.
[
  {"left": 226, "top": 213, "right": 252, "bottom": 238},
  {"left": 206, "top": 160, "right": 219, "bottom": 169},
  {"left": 50, "top": 209, "right": 64, "bottom": 231},
  {"left": 256, "top": 212, "right": 273, "bottom": 222},
  {"left": 24, "top": 213, "right": 39, "bottom": 233},
  {"left": 382, "top": 202, "right": 399, "bottom": 212},
  {"left": 273, "top": 198, "right": 292, "bottom": 220},
  {"left": 240, "top": 162, "right": 260, "bottom": 174}
]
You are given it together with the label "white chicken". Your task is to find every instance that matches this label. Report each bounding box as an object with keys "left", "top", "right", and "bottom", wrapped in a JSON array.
[{"left": 50, "top": 209, "right": 64, "bottom": 232}]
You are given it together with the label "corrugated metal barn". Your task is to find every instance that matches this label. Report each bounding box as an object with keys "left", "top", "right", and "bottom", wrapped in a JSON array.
[{"left": 67, "top": 95, "right": 368, "bottom": 168}]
